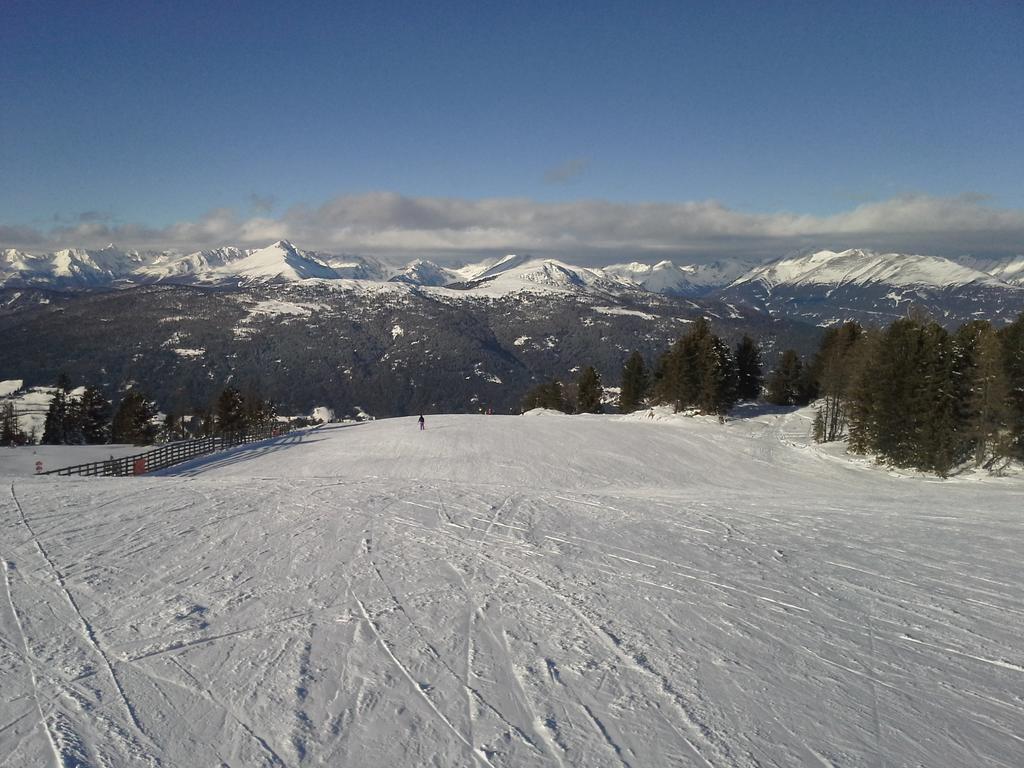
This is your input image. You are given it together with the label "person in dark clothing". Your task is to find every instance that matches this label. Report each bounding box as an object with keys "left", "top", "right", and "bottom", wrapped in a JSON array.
[{"left": 418, "top": 414, "right": 425, "bottom": 430}]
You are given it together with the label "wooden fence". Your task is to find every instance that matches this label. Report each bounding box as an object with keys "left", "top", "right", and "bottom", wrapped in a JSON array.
[{"left": 39, "top": 426, "right": 288, "bottom": 477}]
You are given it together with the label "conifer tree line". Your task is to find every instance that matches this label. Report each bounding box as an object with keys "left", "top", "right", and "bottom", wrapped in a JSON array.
[
  {"left": 614, "top": 319, "right": 764, "bottom": 417},
  {"left": 1, "top": 402, "right": 31, "bottom": 446},
  {"left": 522, "top": 318, "right": 765, "bottom": 417},
  {"left": 810, "top": 313, "right": 1024, "bottom": 475},
  {"left": 36, "top": 376, "right": 279, "bottom": 446},
  {"left": 521, "top": 366, "right": 606, "bottom": 414},
  {"left": 520, "top": 311, "right": 1024, "bottom": 475}
]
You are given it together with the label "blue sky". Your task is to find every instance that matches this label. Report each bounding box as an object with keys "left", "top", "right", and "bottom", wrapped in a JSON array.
[{"left": 2, "top": 0, "right": 1022, "bottom": 260}]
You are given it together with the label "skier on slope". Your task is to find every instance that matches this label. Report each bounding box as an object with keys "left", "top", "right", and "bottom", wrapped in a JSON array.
[{"left": 418, "top": 414, "right": 425, "bottom": 430}]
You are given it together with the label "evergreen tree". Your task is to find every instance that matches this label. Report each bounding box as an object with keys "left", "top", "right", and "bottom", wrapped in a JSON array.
[
  {"left": 999, "top": 313, "right": 1024, "bottom": 458},
  {"left": 192, "top": 408, "right": 215, "bottom": 438},
  {"left": 215, "top": 386, "right": 247, "bottom": 435},
  {"left": 811, "top": 322, "right": 862, "bottom": 442},
  {"left": 696, "top": 333, "right": 737, "bottom": 415},
  {"left": 765, "top": 350, "right": 809, "bottom": 406},
  {"left": 1, "top": 403, "right": 27, "bottom": 446},
  {"left": 864, "top": 318, "right": 964, "bottom": 475},
  {"left": 111, "top": 391, "right": 159, "bottom": 445},
  {"left": 844, "top": 329, "right": 881, "bottom": 454},
  {"left": 77, "top": 386, "right": 112, "bottom": 444},
  {"left": 653, "top": 318, "right": 737, "bottom": 415},
  {"left": 617, "top": 351, "right": 649, "bottom": 413},
  {"left": 243, "top": 395, "right": 277, "bottom": 432},
  {"left": 162, "top": 413, "right": 187, "bottom": 442},
  {"left": 576, "top": 367, "right": 604, "bottom": 414},
  {"left": 956, "top": 321, "right": 1011, "bottom": 465},
  {"left": 812, "top": 406, "right": 826, "bottom": 443},
  {"left": 41, "top": 389, "right": 70, "bottom": 445},
  {"left": 734, "top": 336, "right": 763, "bottom": 401},
  {"left": 915, "top": 322, "right": 961, "bottom": 476},
  {"left": 868, "top": 318, "right": 927, "bottom": 467},
  {"left": 542, "top": 380, "right": 568, "bottom": 412}
]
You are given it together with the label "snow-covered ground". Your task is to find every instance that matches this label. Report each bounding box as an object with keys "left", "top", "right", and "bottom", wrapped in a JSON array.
[
  {"left": 1, "top": 410, "right": 1021, "bottom": 767},
  {"left": 0, "top": 444, "right": 146, "bottom": 477}
]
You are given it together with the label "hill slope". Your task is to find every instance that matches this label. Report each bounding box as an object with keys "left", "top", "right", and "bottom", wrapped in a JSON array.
[{"left": 1, "top": 411, "right": 1020, "bottom": 767}]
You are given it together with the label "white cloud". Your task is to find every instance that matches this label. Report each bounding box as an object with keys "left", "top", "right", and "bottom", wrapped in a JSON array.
[{"left": 3, "top": 192, "right": 1022, "bottom": 264}]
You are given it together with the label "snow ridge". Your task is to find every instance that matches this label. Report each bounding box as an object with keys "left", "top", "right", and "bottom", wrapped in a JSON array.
[{"left": 730, "top": 248, "right": 1006, "bottom": 291}]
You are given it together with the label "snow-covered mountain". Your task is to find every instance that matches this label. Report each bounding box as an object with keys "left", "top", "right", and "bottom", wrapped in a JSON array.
[
  {"left": 447, "top": 254, "right": 636, "bottom": 296},
  {"left": 0, "top": 241, "right": 389, "bottom": 288},
  {"left": 135, "top": 247, "right": 250, "bottom": 282},
  {"left": 3, "top": 241, "right": 1022, "bottom": 326},
  {"left": 719, "top": 248, "right": 1024, "bottom": 326},
  {"left": 729, "top": 248, "right": 1004, "bottom": 290},
  {"left": 321, "top": 252, "right": 390, "bottom": 281},
  {"left": 601, "top": 258, "right": 754, "bottom": 296},
  {"left": 1, "top": 245, "right": 148, "bottom": 288},
  {"left": 193, "top": 241, "right": 339, "bottom": 284},
  {"left": 957, "top": 255, "right": 1024, "bottom": 287},
  {"left": 387, "top": 259, "right": 456, "bottom": 286}
]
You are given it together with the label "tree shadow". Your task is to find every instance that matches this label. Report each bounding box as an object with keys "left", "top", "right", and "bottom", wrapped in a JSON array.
[{"left": 728, "top": 401, "right": 804, "bottom": 420}]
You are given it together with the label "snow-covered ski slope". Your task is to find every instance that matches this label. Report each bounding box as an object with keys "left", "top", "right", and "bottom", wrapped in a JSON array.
[{"left": 2, "top": 410, "right": 1022, "bottom": 767}]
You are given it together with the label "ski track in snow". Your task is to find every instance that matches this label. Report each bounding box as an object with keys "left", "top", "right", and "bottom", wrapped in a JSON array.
[{"left": 1, "top": 412, "right": 1023, "bottom": 767}]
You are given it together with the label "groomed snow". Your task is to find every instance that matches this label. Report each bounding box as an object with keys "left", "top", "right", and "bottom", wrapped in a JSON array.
[{"left": 1, "top": 410, "right": 1021, "bottom": 767}]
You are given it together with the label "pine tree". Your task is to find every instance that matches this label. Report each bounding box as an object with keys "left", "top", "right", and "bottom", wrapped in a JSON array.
[
  {"left": 111, "top": 391, "right": 159, "bottom": 445},
  {"left": 1, "top": 403, "right": 27, "bottom": 446},
  {"left": 868, "top": 318, "right": 927, "bottom": 467},
  {"left": 163, "top": 413, "right": 181, "bottom": 442},
  {"left": 845, "top": 329, "right": 881, "bottom": 454},
  {"left": 576, "top": 367, "right": 604, "bottom": 414},
  {"left": 41, "top": 389, "right": 70, "bottom": 445},
  {"left": 734, "top": 336, "right": 763, "bottom": 401},
  {"left": 915, "top": 322, "right": 961, "bottom": 476},
  {"left": 192, "top": 408, "right": 215, "bottom": 438},
  {"left": 215, "top": 386, "right": 247, "bottom": 435},
  {"left": 999, "top": 313, "right": 1024, "bottom": 459},
  {"left": 957, "top": 321, "right": 1010, "bottom": 465},
  {"left": 77, "top": 386, "right": 112, "bottom": 444},
  {"left": 243, "top": 395, "right": 277, "bottom": 432},
  {"left": 618, "top": 351, "right": 649, "bottom": 413},
  {"left": 522, "top": 380, "right": 569, "bottom": 413},
  {"left": 811, "top": 322, "right": 862, "bottom": 442},
  {"left": 652, "top": 341, "right": 684, "bottom": 408},
  {"left": 652, "top": 318, "right": 737, "bottom": 415},
  {"left": 866, "top": 318, "right": 964, "bottom": 475},
  {"left": 765, "top": 350, "right": 809, "bottom": 406},
  {"left": 696, "top": 334, "right": 737, "bottom": 415},
  {"left": 812, "top": 407, "right": 826, "bottom": 443}
]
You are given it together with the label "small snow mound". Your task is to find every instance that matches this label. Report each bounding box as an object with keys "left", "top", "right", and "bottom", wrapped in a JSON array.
[
  {"left": 522, "top": 408, "right": 568, "bottom": 417},
  {"left": 311, "top": 406, "right": 335, "bottom": 423}
]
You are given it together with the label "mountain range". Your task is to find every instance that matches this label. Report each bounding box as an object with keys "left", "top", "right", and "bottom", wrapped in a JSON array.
[
  {"left": 1, "top": 241, "right": 1021, "bottom": 417},
  {"left": 3, "top": 241, "right": 1022, "bottom": 327}
]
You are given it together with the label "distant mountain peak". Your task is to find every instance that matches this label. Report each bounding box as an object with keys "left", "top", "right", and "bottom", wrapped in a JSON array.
[
  {"left": 718, "top": 248, "right": 1023, "bottom": 327},
  {"left": 731, "top": 248, "right": 1003, "bottom": 291}
]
